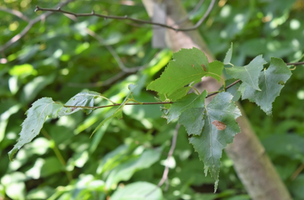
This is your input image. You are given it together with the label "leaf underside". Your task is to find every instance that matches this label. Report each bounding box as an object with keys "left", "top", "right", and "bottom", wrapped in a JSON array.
[
  {"left": 226, "top": 55, "right": 267, "bottom": 91},
  {"left": 239, "top": 57, "right": 292, "bottom": 115},
  {"left": 8, "top": 98, "right": 63, "bottom": 160},
  {"left": 59, "top": 91, "right": 102, "bottom": 116}
]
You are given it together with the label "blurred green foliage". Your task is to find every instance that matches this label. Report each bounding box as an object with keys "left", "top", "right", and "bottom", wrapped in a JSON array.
[{"left": 1, "top": 0, "right": 304, "bottom": 199}]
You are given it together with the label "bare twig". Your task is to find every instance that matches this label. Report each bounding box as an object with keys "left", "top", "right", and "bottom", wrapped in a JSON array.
[
  {"left": 286, "top": 61, "right": 304, "bottom": 66},
  {"left": 145, "top": 124, "right": 181, "bottom": 197},
  {"left": 0, "top": 7, "right": 30, "bottom": 21},
  {"left": 35, "top": 0, "right": 216, "bottom": 32},
  {"left": 41, "top": 129, "right": 73, "bottom": 182},
  {"left": 86, "top": 28, "right": 145, "bottom": 73},
  {"left": 174, "top": 0, "right": 205, "bottom": 25},
  {"left": 291, "top": 163, "right": 304, "bottom": 180},
  {"left": 62, "top": 101, "right": 174, "bottom": 110},
  {"left": 0, "top": 0, "right": 73, "bottom": 53},
  {"left": 68, "top": 71, "right": 126, "bottom": 88}
]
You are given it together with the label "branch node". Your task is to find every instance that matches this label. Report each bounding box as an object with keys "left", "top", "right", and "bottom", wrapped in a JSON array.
[{"left": 34, "top": 6, "right": 39, "bottom": 12}]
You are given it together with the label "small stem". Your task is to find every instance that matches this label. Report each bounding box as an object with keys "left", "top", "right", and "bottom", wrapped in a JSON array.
[
  {"left": 41, "top": 129, "right": 73, "bottom": 182},
  {"left": 63, "top": 101, "right": 174, "bottom": 110},
  {"left": 206, "top": 79, "right": 241, "bottom": 98},
  {"left": 190, "top": 86, "right": 200, "bottom": 95},
  {"left": 291, "top": 163, "right": 304, "bottom": 180},
  {"left": 286, "top": 61, "right": 304, "bottom": 66}
]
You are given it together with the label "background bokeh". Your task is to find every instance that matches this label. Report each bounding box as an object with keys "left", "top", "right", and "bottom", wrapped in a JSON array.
[{"left": 1, "top": 0, "right": 304, "bottom": 199}]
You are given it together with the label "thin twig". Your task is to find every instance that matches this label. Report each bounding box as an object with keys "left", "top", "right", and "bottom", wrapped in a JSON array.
[
  {"left": 0, "top": 7, "right": 30, "bottom": 22},
  {"left": 286, "top": 61, "right": 304, "bottom": 66},
  {"left": 206, "top": 79, "right": 241, "bottom": 98},
  {"left": 291, "top": 163, "right": 304, "bottom": 180},
  {"left": 63, "top": 12, "right": 146, "bottom": 73},
  {"left": 41, "top": 129, "right": 73, "bottom": 182},
  {"left": 85, "top": 28, "right": 145, "bottom": 73},
  {"left": 0, "top": 0, "right": 73, "bottom": 53},
  {"left": 145, "top": 124, "right": 181, "bottom": 197},
  {"left": 35, "top": 0, "right": 216, "bottom": 32},
  {"left": 174, "top": 0, "right": 205, "bottom": 25},
  {"left": 205, "top": 60, "right": 304, "bottom": 98},
  {"left": 68, "top": 71, "right": 126, "bottom": 88},
  {"left": 63, "top": 101, "right": 174, "bottom": 110}
]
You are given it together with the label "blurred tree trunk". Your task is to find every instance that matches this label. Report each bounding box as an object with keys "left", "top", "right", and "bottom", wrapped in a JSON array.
[{"left": 142, "top": 1, "right": 292, "bottom": 200}]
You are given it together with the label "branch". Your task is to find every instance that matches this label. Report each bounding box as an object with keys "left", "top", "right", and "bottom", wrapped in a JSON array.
[
  {"left": 0, "top": 0, "right": 73, "bottom": 53},
  {"left": 173, "top": 0, "right": 205, "bottom": 25},
  {"left": 62, "top": 11, "right": 146, "bottom": 73},
  {"left": 0, "top": 7, "right": 30, "bottom": 22},
  {"left": 35, "top": 0, "right": 216, "bottom": 32},
  {"left": 86, "top": 28, "right": 145, "bottom": 73},
  {"left": 286, "top": 61, "right": 304, "bottom": 66},
  {"left": 63, "top": 101, "right": 174, "bottom": 110},
  {"left": 68, "top": 71, "right": 126, "bottom": 88},
  {"left": 146, "top": 124, "right": 180, "bottom": 197}
]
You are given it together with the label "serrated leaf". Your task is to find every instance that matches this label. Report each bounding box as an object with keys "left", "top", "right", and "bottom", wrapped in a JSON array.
[
  {"left": 179, "top": 108, "right": 205, "bottom": 136},
  {"left": 239, "top": 57, "right": 292, "bottom": 115},
  {"left": 209, "top": 61, "right": 224, "bottom": 82},
  {"left": 189, "top": 92, "right": 241, "bottom": 192},
  {"left": 58, "top": 91, "right": 102, "bottom": 116},
  {"left": 178, "top": 91, "right": 207, "bottom": 136},
  {"left": 223, "top": 43, "right": 233, "bottom": 65},
  {"left": 8, "top": 98, "right": 63, "bottom": 161},
  {"left": 147, "top": 48, "right": 223, "bottom": 96},
  {"left": 165, "top": 91, "right": 207, "bottom": 123},
  {"left": 226, "top": 55, "right": 267, "bottom": 91},
  {"left": 92, "top": 84, "right": 136, "bottom": 136}
]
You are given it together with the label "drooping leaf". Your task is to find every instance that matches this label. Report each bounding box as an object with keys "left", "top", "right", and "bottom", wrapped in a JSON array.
[
  {"left": 8, "top": 98, "right": 63, "bottom": 161},
  {"left": 92, "top": 84, "right": 137, "bottom": 135},
  {"left": 165, "top": 91, "right": 207, "bottom": 123},
  {"left": 226, "top": 55, "right": 267, "bottom": 91},
  {"left": 58, "top": 91, "right": 103, "bottom": 116},
  {"left": 147, "top": 48, "right": 223, "bottom": 96},
  {"left": 189, "top": 92, "right": 241, "bottom": 192},
  {"left": 223, "top": 43, "right": 233, "bottom": 65},
  {"left": 239, "top": 57, "right": 292, "bottom": 115}
]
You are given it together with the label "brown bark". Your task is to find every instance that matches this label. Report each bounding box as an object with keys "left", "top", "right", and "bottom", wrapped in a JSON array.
[{"left": 142, "top": 1, "right": 292, "bottom": 199}]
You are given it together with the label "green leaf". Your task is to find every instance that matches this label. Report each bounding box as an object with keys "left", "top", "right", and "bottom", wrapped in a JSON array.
[
  {"left": 92, "top": 84, "right": 136, "bottom": 135},
  {"left": 189, "top": 92, "right": 241, "bottom": 192},
  {"left": 111, "top": 182, "right": 163, "bottom": 200},
  {"left": 165, "top": 91, "right": 207, "bottom": 123},
  {"left": 147, "top": 48, "right": 223, "bottom": 96},
  {"left": 8, "top": 98, "right": 63, "bottom": 161},
  {"left": 58, "top": 91, "right": 103, "bottom": 116},
  {"left": 226, "top": 55, "right": 267, "bottom": 91},
  {"left": 223, "top": 43, "right": 233, "bottom": 65},
  {"left": 239, "top": 57, "right": 292, "bottom": 115},
  {"left": 178, "top": 91, "right": 208, "bottom": 136},
  {"left": 105, "top": 147, "right": 162, "bottom": 188}
]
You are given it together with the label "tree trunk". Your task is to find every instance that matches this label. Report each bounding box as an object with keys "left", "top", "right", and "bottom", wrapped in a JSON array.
[{"left": 142, "top": 1, "right": 292, "bottom": 199}]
